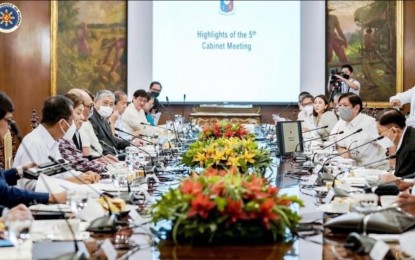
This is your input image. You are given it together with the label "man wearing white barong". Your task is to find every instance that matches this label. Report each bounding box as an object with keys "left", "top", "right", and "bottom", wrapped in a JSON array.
[{"left": 330, "top": 93, "right": 388, "bottom": 169}]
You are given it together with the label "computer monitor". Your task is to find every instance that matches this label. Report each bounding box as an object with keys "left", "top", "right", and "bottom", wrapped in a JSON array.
[{"left": 276, "top": 121, "right": 303, "bottom": 156}]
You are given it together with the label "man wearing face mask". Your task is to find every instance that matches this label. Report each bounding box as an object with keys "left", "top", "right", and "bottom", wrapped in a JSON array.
[
  {"left": 13, "top": 95, "right": 100, "bottom": 191},
  {"left": 0, "top": 92, "right": 68, "bottom": 206},
  {"left": 297, "top": 94, "right": 317, "bottom": 133},
  {"left": 376, "top": 108, "right": 415, "bottom": 177},
  {"left": 330, "top": 93, "right": 387, "bottom": 168},
  {"left": 89, "top": 90, "right": 129, "bottom": 156},
  {"left": 148, "top": 81, "right": 162, "bottom": 114}
]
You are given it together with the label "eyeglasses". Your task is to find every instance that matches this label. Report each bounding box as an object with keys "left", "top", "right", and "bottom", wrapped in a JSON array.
[
  {"left": 3, "top": 117, "right": 13, "bottom": 126},
  {"left": 85, "top": 104, "right": 94, "bottom": 109}
]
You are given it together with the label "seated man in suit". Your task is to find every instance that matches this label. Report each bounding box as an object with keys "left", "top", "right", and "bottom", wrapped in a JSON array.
[
  {"left": 13, "top": 95, "right": 100, "bottom": 191},
  {"left": 0, "top": 92, "right": 67, "bottom": 206},
  {"left": 89, "top": 90, "right": 129, "bottom": 156},
  {"left": 376, "top": 108, "right": 415, "bottom": 177},
  {"left": 330, "top": 93, "right": 387, "bottom": 168}
]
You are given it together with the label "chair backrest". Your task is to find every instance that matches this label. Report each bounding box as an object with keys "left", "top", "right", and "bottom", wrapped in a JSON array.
[
  {"left": 31, "top": 107, "right": 39, "bottom": 129},
  {"left": 0, "top": 130, "right": 17, "bottom": 169}
]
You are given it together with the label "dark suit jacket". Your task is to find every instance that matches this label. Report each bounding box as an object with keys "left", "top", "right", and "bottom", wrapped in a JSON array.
[
  {"left": 89, "top": 108, "right": 129, "bottom": 155},
  {"left": 395, "top": 126, "right": 415, "bottom": 177},
  {"left": 0, "top": 168, "right": 49, "bottom": 208}
]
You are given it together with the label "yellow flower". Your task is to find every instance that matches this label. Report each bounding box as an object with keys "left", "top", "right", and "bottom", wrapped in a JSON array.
[
  {"left": 224, "top": 147, "right": 233, "bottom": 156},
  {"left": 207, "top": 145, "right": 215, "bottom": 155},
  {"left": 226, "top": 156, "right": 240, "bottom": 167},
  {"left": 193, "top": 152, "right": 206, "bottom": 164},
  {"left": 242, "top": 150, "right": 256, "bottom": 164},
  {"left": 213, "top": 150, "right": 226, "bottom": 164}
]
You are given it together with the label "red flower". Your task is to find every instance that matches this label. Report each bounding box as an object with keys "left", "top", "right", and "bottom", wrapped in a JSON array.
[
  {"left": 224, "top": 129, "right": 235, "bottom": 138},
  {"left": 180, "top": 179, "right": 203, "bottom": 195},
  {"left": 210, "top": 181, "right": 225, "bottom": 196},
  {"left": 187, "top": 194, "right": 216, "bottom": 219},
  {"left": 275, "top": 198, "right": 292, "bottom": 206},
  {"left": 259, "top": 199, "right": 279, "bottom": 228},
  {"left": 243, "top": 176, "right": 265, "bottom": 193},
  {"left": 240, "top": 210, "right": 259, "bottom": 220},
  {"left": 268, "top": 186, "right": 279, "bottom": 195},
  {"left": 225, "top": 199, "right": 243, "bottom": 223},
  {"left": 213, "top": 124, "right": 221, "bottom": 137},
  {"left": 205, "top": 167, "right": 219, "bottom": 176}
]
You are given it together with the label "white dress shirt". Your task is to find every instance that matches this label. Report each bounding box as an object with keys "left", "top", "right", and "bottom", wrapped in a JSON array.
[
  {"left": 390, "top": 86, "right": 415, "bottom": 126},
  {"left": 330, "top": 113, "right": 388, "bottom": 168},
  {"left": 121, "top": 103, "right": 149, "bottom": 135},
  {"left": 79, "top": 120, "right": 103, "bottom": 157},
  {"left": 13, "top": 124, "right": 80, "bottom": 190}
]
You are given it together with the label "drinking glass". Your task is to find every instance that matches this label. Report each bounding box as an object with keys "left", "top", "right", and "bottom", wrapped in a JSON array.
[
  {"left": 67, "top": 190, "right": 90, "bottom": 214},
  {"left": 113, "top": 168, "right": 129, "bottom": 188},
  {"left": 4, "top": 217, "right": 33, "bottom": 246}
]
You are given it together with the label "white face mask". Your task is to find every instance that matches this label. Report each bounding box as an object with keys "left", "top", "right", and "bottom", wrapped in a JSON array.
[
  {"left": 97, "top": 106, "right": 113, "bottom": 118},
  {"left": 303, "top": 105, "right": 313, "bottom": 116},
  {"left": 377, "top": 129, "right": 395, "bottom": 149},
  {"left": 62, "top": 120, "right": 76, "bottom": 141}
]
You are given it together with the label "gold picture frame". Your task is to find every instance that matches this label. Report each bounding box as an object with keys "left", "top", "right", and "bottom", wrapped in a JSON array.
[
  {"left": 51, "top": 1, "right": 127, "bottom": 95},
  {"left": 326, "top": 1, "right": 403, "bottom": 108}
]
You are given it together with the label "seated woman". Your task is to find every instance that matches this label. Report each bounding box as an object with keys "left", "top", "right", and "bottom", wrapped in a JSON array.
[
  {"left": 58, "top": 94, "right": 107, "bottom": 175},
  {"left": 312, "top": 94, "right": 338, "bottom": 140},
  {"left": 145, "top": 95, "right": 155, "bottom": 126}
]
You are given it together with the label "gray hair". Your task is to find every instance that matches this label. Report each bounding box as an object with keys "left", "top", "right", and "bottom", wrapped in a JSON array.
[{"left": 95, "top": 90, "right": 115, "bottom": 101}]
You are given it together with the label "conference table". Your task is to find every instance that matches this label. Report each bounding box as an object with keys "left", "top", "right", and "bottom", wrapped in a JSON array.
[
  {"left": 123, "top": 157, "right": 375, "bottom": 260},
  {"left": 2, "top": 132, "right": 404, "bottom": 259}
]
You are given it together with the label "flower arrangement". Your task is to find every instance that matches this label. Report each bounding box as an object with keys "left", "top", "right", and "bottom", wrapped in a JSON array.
[
  {"left": 151, "top": 168, "right": 303, "bottom": 244},
  {"left": 181, "top": 137, "right": 272, "bottom": 174},
  {"left": 200, "top": 121, "right": 253, "bottom": 140}
]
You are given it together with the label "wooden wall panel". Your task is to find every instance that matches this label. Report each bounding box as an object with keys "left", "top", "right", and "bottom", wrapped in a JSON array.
[
  {"left": 404, "top": 1, "right": 415, "bottom": 92},
  {"left": 0, "top": 1, "right": 50, "bottom": 135},
  {"left": 1, "top": 2, "right": 415, "bottom": 131}
]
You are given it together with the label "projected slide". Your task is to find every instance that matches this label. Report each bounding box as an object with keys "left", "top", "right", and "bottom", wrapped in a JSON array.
[{"left": 152, "top": 1, "right": 300, "bottom": 103}]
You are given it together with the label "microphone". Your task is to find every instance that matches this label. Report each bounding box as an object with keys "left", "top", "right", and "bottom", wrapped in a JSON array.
[
  {"left": 344, "top": 232, "right": 377, "bottom": 254},
  {"left": 294, "top": 131, "right": 344, "bottom": 152},
  {"left": 48, "top": 156, "right": 119, "bottom": 234},
  {"left": 302, "top": 125, "right": 328, "bottom": 133},
  {"left": 98, "top": 140, "right": 119, "bottom": 156},
  {"left": 276, "top": 102, "right": 291, "bottom": 120},
  {"left": 321, "top": 136, "right": 384, "bottom": 170},
  {"left": 316, "top": 136, "right": 384, "bottom": 184},
  {"left": 321, "top": 128, "right": 363, "bottom": 150},
  {"left": 165, "top": 96, "right": 181, "bottom": 146},
  {"left": 114, "top": 127, "right": 153, "bottom": 144},
  {"left": 114, "top": 133, "right": 156, "bottom": 172},
  {"left": 361, "top": 154, "right": 397, "bottom": 168}
]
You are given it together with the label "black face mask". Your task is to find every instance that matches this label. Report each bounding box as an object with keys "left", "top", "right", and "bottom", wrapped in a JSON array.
[{"left": 150, "top": 91, "right": 160, "bottom": 98}]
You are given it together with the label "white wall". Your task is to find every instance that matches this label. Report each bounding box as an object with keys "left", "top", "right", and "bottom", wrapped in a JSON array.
[
  {"left": 128, "top": 1, "right": 326, "bottom": 102},
  {"left": 300, "top": 1, "right": 326, "bottom": 97}
]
